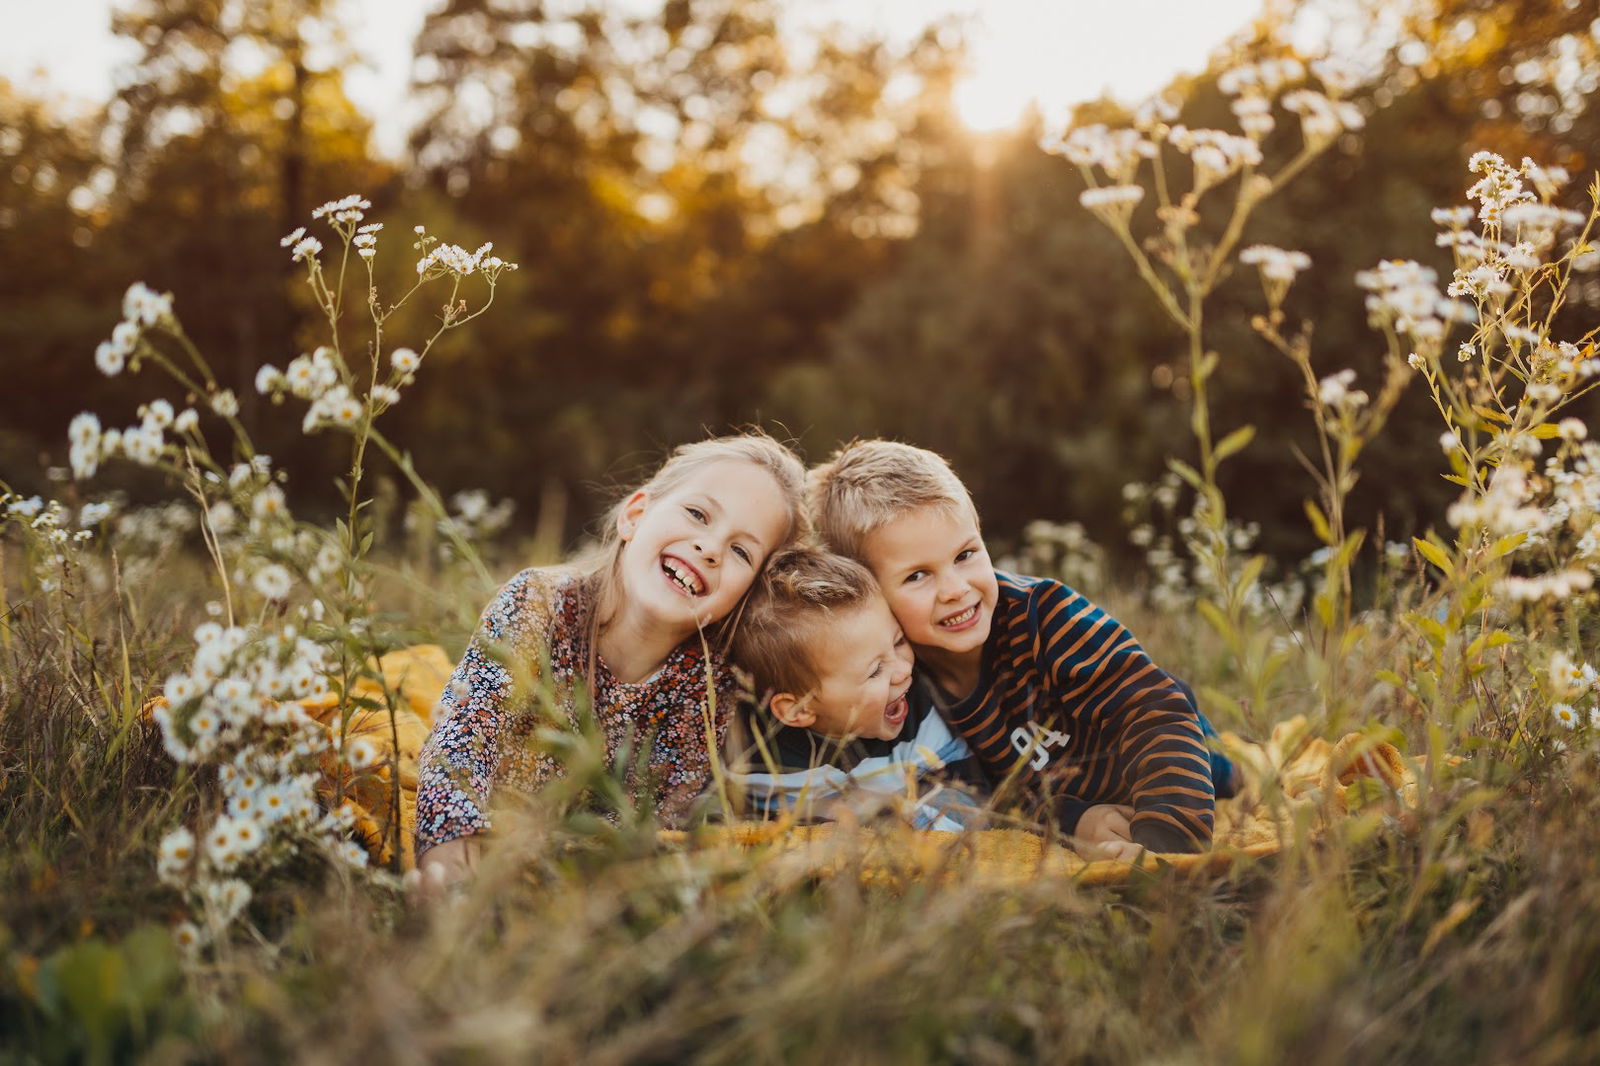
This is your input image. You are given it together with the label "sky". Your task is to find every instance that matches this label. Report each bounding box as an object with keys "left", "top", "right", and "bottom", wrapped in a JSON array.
[{"left": 0, "top": 0, "right": 1266, "bottom": 156}]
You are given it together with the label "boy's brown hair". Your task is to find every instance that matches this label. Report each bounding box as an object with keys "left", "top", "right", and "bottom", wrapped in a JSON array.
[
  {"left": 806, "top": 440, "right": 976, "bottom": 561},
  {"left": 730, "top": 547, "right": 880, "bottom": 699}
]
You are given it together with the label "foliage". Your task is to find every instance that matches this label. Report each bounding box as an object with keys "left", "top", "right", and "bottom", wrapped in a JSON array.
[{"left": 6, "top": 1, "right": 1600, "bottom": 1061}]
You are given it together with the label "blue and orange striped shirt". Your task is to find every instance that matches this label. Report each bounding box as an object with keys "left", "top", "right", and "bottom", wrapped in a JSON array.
[{"left": 935, "top": 571, "right": 1215, "bottom": 852}]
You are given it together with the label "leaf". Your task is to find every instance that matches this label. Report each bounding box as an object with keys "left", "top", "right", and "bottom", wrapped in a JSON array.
[
  {"left": 1234, "top": 554, "right": 1266, "bottom": 601},
  {"left": 1412, "top": 536, "right": 1453, "bottom": 575},
  {"left": 1421, "top": 897, "right": 1480, "bottom": 959},
  {"left": 1304, "top": 499, "right": 1332, "bottom": 544},
  {"left": 1471, "top": 404, "right": 1510, "bottom": 425},
  {"left": 1531, "top": 422, "right": 1563, "bottom": 439},
  {"left": 1214, "top": 424, "right": 1257, "bottom": 463},
  {"left": 1465, "top": 630, "right": 1516, "bottom": 660},
  {"left": 1403, "top": 611, "right": 1448, "bottom": 651},
  {"left": 1194, "top": 599, "right": 1232, "bottom": 641},
  {"left": 1166, "top": 459, "right": 1204, "bottom": 492},
  {"left": 1488, "top": 532, "right": 1527, "bottom": 559},
  {"left": 1374, "top": 669, "right": 1405, "bottom": 688}
]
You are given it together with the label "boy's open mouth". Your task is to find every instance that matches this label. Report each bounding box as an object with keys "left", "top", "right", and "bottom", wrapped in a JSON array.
[
  {"left": 661, "top": 555, "right": 706, "bottom": 597},
  {"left": 884, "top": 693, "right": 909, "bottom": 726},
  {"left": 938, "top": 604, "right": 979, "bottom": 630}
]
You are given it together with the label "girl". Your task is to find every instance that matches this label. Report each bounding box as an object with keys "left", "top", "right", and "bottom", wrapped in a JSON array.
[{"left": 414, "top": 432, "right": 807, "bottom": 891}]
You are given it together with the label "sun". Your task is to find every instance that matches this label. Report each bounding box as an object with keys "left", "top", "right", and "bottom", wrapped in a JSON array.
[
  {"left": 943, "top": 0, "right": 1266, "bottom": 135},
  {"left": 953, "top": 70, "right": 1034, "bottom": 132}
]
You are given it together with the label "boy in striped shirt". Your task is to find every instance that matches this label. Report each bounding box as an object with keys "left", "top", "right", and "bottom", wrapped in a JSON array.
[
  {"left": 808, "top": 440, "right": 1236, "bottom": 858},
  {"left": 729, "top": 547, "right": 987, "bottom": 831}
]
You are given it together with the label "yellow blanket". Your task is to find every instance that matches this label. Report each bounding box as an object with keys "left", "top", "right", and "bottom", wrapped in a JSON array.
[
  {"left": 151, "top": 646, "right": 1432, "bottom": 882},
  {"left": 352, "top": 648, "right": 1427, "bottom": 883},
  {"left": 659, "top": 717, "right": 1424, "bottom": 886}
]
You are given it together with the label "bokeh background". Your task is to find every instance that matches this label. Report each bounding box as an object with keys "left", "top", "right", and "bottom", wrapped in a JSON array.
[{"left": 3, "top": 0, "right": 1598, "bottom": 566}]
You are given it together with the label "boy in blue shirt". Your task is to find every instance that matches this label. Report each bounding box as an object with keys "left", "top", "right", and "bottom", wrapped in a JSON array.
[{"left": 729, "top": 547, "right": 986, "bottom": 831}]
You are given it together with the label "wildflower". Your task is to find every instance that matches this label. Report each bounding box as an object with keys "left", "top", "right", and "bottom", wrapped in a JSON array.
[
  {"left": 233, "top": 817, "right": 265, "bottom": 854},
  {"left": 1310, "top": 56, "right": 1364, "bottom": 95},
  {"left": 336, "top": 840, "right": 369, "bottom": 867},
  {"left": 1559, "top": 418, "right": 1588, "bottom": 442},
  {"left": 344, "top": 736, "right": 380, "bottom": 770},
  {"left": 253, "top": 485, "right": 286, "bottom": 520},
  {"left": 79, "top": 501, "right": 114, "bottom": 527},
  {"left": 1448, "top": 264, "right": 1512, "bottom": 300},
  {"left": 390, "top": 347, "right": 420, "bottom": 374},
  {"left": 1240, "top": 244, "right": 1311, "bottom": 283},
  {"left": 172, "top": 921, "right": 205, "bottom": 955},
  {"left": 68, "top": 412, "right": 102, "bottom": 449},
  {"left": 284, "top": 356, "right": 318, "bottom": 397},
  {"left": 1553, "top": 702, "right": 1579, "bottom": 728},
  {"left": 1526, "top": 382, "right": 1561, "bottom": 406},
  {"left": 280, "top": 226, "right": 307, "bottom": 247},
  {"left": 158, "top": 826, "right": 196, "bottom": 874},
  {"left": 1498, "top": 569, "right": 1592, "bottom": 602},
  {"left": 1282, "top": 90, "right": 1363, "bottom": 145},
  {"left": 205, "top": 817, "right": 241, "bottom": 866},
  {"left": 1550, "top": 652, "right": 1597, "bottom": 697},
  {"left": 122, "top": 425, "right": 164, "bottom": 466},
  {"left": 1056, "top": 124, "right": 1158, "bottom": 181},
  {"left": 1079, "top": 184, "right": 1145, "bottom": 212},
  {"left": 1431, "top": 206, "right": 1473, "bottom": 228},
  {"left": 1317, "top": 369, "right": 1368, "bottom": 411},
  {"left": 256, "top": 365, "right": 284, "bottom": 395},
  {"left": 173, "top": 408, "right": 199, "bottom": 433},
  {"left": 211, "top": 389, "right": 239, "bottom": 418},
  {"left": 1591, "top": 707, "right": 1600, "bottom": 729},
  {"left": 253, "top": 564, "right": 292, "bottom": 601},
  {"left": 291, "top": 236, "right": 323, "bottom": 262},
  {"left": 205, "top": 879, "right": 252, "bottom": 923},
  {"left": 371, "top": 384, "right": 401, "bottom": 407},
  {"left": 95, "top": 340, "right": 125, "bottom": 376}
]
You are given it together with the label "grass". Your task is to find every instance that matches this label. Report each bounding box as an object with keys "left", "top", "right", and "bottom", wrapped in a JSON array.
[{"left": 4, "top": 534, "right": 1600, "bottom": 1066}]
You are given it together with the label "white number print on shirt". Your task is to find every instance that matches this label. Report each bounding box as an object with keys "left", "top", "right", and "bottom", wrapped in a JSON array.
[{"left": 1009, "top": 721, "right": 1071, "bottom": 771}]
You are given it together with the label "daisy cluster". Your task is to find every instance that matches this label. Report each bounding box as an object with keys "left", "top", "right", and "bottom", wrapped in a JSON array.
[
  {"left": 1055, "top": 53, "right": 1368, "bottom": 220},
  {"left": 153, "top": 621, "right": 371, "bottom": 948},
  {"left": 255, "top": 343, "right": 418, "bottom": 434},
  {"left": 1116, "top": 477, "right": 1291, "bottom": 619},
  {"left": 1549, "top": 651, "right": 1600, "bottom": 731},
  {"left": 440, "top": 488, "right": 516, "bottom": 543},
  {"left": 414, "top": 236, "right": 514, "bottom": 280},
  {"left": 92, "top": 281, "right": 173, "bottom": 377},
  {"left": 1354, "top": 260, "right": 1473, "bottom": 353}
]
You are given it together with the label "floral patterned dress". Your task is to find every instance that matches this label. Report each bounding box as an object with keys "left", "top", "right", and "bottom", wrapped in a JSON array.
[{"left": 414, "top": 567, "right": 737, "bottom": 855}]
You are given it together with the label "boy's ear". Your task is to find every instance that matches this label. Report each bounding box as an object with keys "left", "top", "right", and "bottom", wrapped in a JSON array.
[
  {"left": 769, "top": 692, "right": 814, "bottom": 730},
  {"left": 617, "top": 489, "right": 650, "bottom": 540}
]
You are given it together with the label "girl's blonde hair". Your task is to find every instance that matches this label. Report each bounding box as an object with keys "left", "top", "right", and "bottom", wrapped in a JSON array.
[{"left": 580, "top": 430, "right": 809, "bottom": 664}]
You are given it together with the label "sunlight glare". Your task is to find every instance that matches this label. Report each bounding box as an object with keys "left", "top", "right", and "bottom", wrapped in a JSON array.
[{"left": 953, "top": 72, "right": 1032, "bottom": 132}]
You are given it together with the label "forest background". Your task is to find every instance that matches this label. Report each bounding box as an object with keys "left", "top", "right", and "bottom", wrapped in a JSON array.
[{"left": 4, "top": 0, "right": 1599, "bottom": 570}]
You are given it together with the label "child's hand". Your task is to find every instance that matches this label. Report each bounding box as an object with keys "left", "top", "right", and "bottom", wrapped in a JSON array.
[
  {"left": 410, "top": 836, "right": 480, "bottom": 906},
  {"left": 1073, "top": 803, "right": 1136, "bottom": 847},
  {"left": 1085, "top": 839, "right": 1146, "bottom": 863}
]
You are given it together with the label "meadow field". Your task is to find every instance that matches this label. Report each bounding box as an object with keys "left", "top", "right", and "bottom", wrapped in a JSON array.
[{"left": 6, "top": 3, "right": 1600, "bottom": 1062}]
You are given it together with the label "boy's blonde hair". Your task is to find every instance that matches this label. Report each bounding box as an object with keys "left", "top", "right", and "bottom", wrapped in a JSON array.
[
  {"left": 807, "top": 439, "right": 976, "bottom": 561},
  {"left": 731, "top": 547, "right": 880, "bottom": 699}
]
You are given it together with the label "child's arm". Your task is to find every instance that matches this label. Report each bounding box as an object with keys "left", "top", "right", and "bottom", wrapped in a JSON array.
[
  {"left": 1037, "top": 583, "right": 1215, "bottom": 852},
  {"left": 414, "top": 570, "right": 545, "bottom": 859}
]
